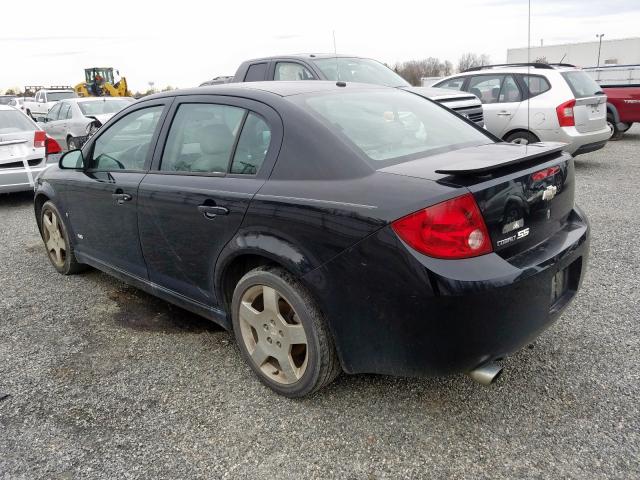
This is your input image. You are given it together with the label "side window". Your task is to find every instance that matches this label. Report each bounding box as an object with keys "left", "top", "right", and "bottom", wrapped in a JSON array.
[
  {"left": 92, "top": 106, "right": 163, "bottom": 171},
  {"left": 59, "top": 103, "right": 72, "bottom": 120},
  {"left": 35, "top": 92, "right": 42, "bottom": 102},
  {"left": 436, "top": 77, "right": 465, "bottom": 90},
  {"left": 274, "top": 62, "right": 315, "bottom": 81},
  {"left": 160, "top": 103, "right": 244, "bottom": 173},
  {"left": 522, "top": 75, "right": 551, "bottom": 97},
  {"left": 244, "top": 63, "right": 268, "bottom": 82},
  {"left": 498, "top": 75, "right": 522, "bottom": 103},
  {"left": 46, "top": 103, "right": 62, "bottom": 121},
  {"left": 231, "top": 112, "right": 271, "bottom": 175},
  {"left": 467, "top": 75, "right": 504, "bottom": 104}
]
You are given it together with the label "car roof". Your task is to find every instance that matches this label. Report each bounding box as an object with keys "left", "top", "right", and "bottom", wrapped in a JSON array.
[
  {"left": 0, "top": 104, "right": 19, "bottom": 111},
  {"left": 242, "top": 53, "right": 370, "bottom": 63},
  {"left": 146, "top": 81, "right": 388, "bottom": 100},
  {"left": 60, "top": 97, "right": 132, "bottom": 103}
]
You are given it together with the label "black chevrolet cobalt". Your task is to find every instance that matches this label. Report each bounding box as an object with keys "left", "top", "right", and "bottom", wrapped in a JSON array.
[{"left": 34, "top": 82, "right": 589, "bottom": 397}]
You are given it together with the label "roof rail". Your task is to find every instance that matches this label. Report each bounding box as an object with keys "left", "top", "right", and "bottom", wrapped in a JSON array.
[
  {"left": 463, "top": 63, "right": 555, "bottom": 72},
  {"left": 49, "top": 85, "right": 74, "bottom": 90},
  {"left": 547, "top": 63, "right": 577, "bottom": 68}
]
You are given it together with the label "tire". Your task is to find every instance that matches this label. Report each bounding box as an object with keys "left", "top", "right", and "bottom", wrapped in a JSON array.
[
  {"left": 619, "top": 122, "right": 632, "bottom": 133},
  {"left": 40, "top": 201, "right": 85, "bottom": 275},
  {"left": 607, "top": 114, "right": 623, "bottom": 140},
  {"left": 231, "top": 266, "right": 341, "bottom": 397},
  {"left": 26, "top": 109, "right": 34, "bottom": 120},
  {"left": 504, "top": 131, "right": 540, "bottom": 145},
  {"left": 67, "top": 136, "right": 78, "bottom": 150}
]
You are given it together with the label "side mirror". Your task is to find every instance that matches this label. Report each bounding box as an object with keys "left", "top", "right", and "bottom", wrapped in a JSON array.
[{"left": 59, "top": 149, "right": 84, "bottom": 169}]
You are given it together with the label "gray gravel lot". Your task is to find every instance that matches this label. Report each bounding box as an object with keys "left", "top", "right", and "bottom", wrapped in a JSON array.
[{"left": 1, "top": 127, "right": 639, "bottom": 480}]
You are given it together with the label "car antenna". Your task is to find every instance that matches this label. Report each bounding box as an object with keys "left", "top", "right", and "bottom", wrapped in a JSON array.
[
  {"left": 526, "top": 0, "right": 531, "bottom": 152},
  {"left": 333, "top": 30, "right": 341, "bottom": 82},
  {"left": 559, "top": 53, "right": 567, "bottom": 63}
]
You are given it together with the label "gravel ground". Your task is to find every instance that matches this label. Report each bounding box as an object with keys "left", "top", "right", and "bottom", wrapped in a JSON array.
[{"left": 1, "top": 127, "right": 639, "bottom": 480}]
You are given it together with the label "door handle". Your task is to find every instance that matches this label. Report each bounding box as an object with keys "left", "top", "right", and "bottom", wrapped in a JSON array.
[
  {"left": 497, "top": 111, "right": 512, "bottom": 116},
  {"left": 197, "top": 205, "right": 229, "bottom": 219},
  {"left": 112, "top": 192, "right": 132, "bottom": 205}
]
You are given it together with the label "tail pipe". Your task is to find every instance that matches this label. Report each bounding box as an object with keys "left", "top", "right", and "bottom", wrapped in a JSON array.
[{"left": 468, "top": 362, "right": 503, "bottom": 386}]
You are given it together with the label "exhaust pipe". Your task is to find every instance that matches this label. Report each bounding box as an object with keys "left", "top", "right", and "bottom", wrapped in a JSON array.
[{"left": 468, "top": 362, "right": 503, "bottom": 386}]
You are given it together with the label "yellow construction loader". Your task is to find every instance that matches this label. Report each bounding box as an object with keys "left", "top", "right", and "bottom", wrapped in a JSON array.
[{"left": 74, "top": 67, "right": 131, "bottom": 97}]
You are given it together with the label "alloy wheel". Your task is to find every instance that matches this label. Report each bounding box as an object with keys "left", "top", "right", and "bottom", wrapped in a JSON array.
[
  {"left": 42, "top": 209, "right": 66, "bottom": 268},
  {"left": 238, "top": 285, "right": 308, "bottom": 385},
  {"left": 511, "top": 137, "right": 529, "bottom": 145}
]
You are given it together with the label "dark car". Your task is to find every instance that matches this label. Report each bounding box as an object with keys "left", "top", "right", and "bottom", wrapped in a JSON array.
[{"left": 34, "top": 81, "right": 589, "bottom": 397}]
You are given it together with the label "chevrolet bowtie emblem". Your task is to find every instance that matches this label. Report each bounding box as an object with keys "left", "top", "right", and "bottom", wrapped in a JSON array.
[{"left": 542, "top": 185, "right": 557, "bottom": 201}]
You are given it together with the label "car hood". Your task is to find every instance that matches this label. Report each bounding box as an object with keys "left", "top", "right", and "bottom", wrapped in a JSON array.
[{"left": 401, "top": 86, "right": 479, "bottom": 101}]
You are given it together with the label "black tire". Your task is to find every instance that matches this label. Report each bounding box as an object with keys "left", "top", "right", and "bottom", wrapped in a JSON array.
[
  {"left": 231, "top": 266, "right": 341, "bottom": 397},
  {"left": 67, "top": 136, "right": 78, "bottom": 150},
  {"left": 26, "top": 109, "right": 34, "bottom": 120},
  {"left": 40, "top": 201, "right": 85, "bottom": 275},
  {"left": 504, "top": 131, "right": 540, "bottom": 145},
  {"left": 619, "top": 122, "right": 632, "bottom": 133},
  {"left": 607, "top": 114, "right": 623, "bottom": 140}
]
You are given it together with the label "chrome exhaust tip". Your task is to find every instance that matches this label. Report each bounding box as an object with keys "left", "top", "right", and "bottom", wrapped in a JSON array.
[{"left": 468, "top": 362, "right": 503, "bottom": 386}]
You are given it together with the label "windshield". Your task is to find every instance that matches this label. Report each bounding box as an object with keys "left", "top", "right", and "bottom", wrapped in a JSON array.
[
  {"left": 297, "top": 89, "right": 491, "bottom": 164},
  {"left": 312, "top": 57, "right": 410, "bottom": 87},
  {"left": 561, "top": 71, "right": 603, "bottom": 98},
  {"left": 79, "top": 99, "right": 132, "bottom": 116},
  {"left": 0, "top": 110, "right": 36, "bottom": 133},
  {"left": 48, "top": 91, "right": 77, "bottom": 102}
]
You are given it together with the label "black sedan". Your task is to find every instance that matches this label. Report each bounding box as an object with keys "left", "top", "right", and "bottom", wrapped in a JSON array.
[{"left": 34, "top": 82, "right": 589, "bottom": 397}]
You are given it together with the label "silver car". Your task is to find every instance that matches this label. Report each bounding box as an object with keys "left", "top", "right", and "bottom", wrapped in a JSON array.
[
  {"left": 0, "top": 105, "right": 50, "bottom": 193},
  {"left": 41, "top": 97, "right": 135, "bottom": 150}
]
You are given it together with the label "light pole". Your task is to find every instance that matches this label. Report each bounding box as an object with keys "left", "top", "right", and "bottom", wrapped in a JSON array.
[{"left": 596, "top": 34, "right": 605, "bottom": 67}]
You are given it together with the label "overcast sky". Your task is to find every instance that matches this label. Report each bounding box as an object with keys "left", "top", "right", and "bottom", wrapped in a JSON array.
[{"left": 1, "top": 0, "right": 638, "bottom": 92}]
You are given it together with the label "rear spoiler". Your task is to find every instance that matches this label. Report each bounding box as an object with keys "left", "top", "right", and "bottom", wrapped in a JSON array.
[{"left": 435, "top": 142, "right": 566, "bottom": 175}]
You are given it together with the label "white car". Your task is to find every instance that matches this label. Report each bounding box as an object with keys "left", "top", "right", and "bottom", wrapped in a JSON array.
[
  {"left": 24, "top": 88, "right": 77, "bottom": 120},
  {"left": 7, "top": 97, "right": 32, "bottom": 112},
  {"left": 433, "top": 63, "right": 611, "bottom": 156},
  {"left": 41, "top": 97, "right": 135, "bottom": 150},
  {"left": 0, "top": 105, "right": 60, "bottom": 193}
]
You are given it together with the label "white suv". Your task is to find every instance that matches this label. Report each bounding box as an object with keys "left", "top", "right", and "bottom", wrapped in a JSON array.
[{"left": 433, "top": 63, "right": 611, "bottom": 156}]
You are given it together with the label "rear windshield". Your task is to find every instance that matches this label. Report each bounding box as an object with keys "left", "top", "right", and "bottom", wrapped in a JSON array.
[
  {"left": 79, "top": 99, "right": 131, "bottom": 116},
  {"left": 0, "top": 110, "right": 36, "bottom": 133},
  {"left": 296, "top": 89, "right": 491, "bottom": 164},
  {"left": 0, "top": 97, "right": 16, "bottom": 105},
  {"left": 47, "top": 91, "right": 77, "bottom": 101},
  {"left": 312, "top": 58, "right": 410, "bottom": 88},
  {"left": 561, "top": 71, "right": 603, "bottom": 98}
]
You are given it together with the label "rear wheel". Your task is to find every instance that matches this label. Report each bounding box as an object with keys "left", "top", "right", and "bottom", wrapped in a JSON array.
[
  {"left": 619, "top": 122, "right": 632, "bottom": 133},
  {"left": 231, "top": 266, "right": 341, "bottom": 397},
  {"left": 607, "top": 114, "right": 624, "bottom": 140},
  {"left": 504, "top": 131, "right": 540, "bottom": 145},
  {"left": 40, "top": 201, "right": 85, "bottom": 275}
]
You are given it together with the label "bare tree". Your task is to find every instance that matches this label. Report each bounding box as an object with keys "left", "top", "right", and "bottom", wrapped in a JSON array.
[
  {"left": 394, "top": 58, "right": 454, "bottom": 86},
  {"left": 534, "top": 56, "right": 549, "bottom": 64},
  {"left": 457, "top": 53, "right": 491, "bottom": 72}
]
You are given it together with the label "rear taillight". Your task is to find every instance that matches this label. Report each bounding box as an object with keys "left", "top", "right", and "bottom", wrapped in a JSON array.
[
  {"left": 556, "top": 99, "right": 576, "bottom": 127},
  {"left": 391, "top": 193, "right": 493, "bottom": 259},
  {"left": 531, "top": 165, "right": 560, "bottom": 182},
  {"left": 45, "top": 135, "right": 62, "bottom": 155},
  {"left": 34, "top": 130, "right": 46, "bottom": 148}
]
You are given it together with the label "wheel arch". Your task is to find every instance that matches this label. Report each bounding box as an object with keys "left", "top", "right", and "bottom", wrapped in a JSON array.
[
  {"left": 34, "top": 192, "right": 51, "bottom": 233},
  {"left": 502, "top": 128, "right": 540, "bottom": 143},
  {"left": 606, "top": 102, "right": 620, "bottom": 123}
]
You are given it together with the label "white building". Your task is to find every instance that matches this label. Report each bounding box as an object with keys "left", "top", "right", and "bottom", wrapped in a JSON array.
[{"left": 507, "top": 37, "right": 640, "bottom": 68}]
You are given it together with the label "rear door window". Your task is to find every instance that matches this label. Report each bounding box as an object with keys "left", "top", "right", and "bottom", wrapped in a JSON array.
[
  {"left": 274, "top": 62, "right": 315, "bottom": 81},
  {"left": 46, "top": 103, "right": 62, "bottom": 122},
  {"left": 59, "top": 103, "right": 72, "bottom": 120},
  {"left": 521, "top": 75, "right": 551, "bottom": 97},
  {"left": 498, "top": 75, "right": 522, "bottom": 103},
  {"left": 244, "top": 63, "right": 268, "bottom": 82},
  {"left": 230, "top": 112, "right": 271, "bottom": 174},
  {"left": 160, "top": 103, "right": 245, "bottom": 173},
  {"left": 467, "top": 75, "right": 504, "bottom": 104},
  {"left": 561, "top": 71, "right": 603, "bottom": 98}
]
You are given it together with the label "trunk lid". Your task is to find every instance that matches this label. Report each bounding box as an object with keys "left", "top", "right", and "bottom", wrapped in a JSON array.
[{"left": 379, "top": 142, "right": 575, "bottom": 258}]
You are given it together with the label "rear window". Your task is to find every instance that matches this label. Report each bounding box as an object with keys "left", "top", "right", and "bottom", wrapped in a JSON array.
[
  {"left": 297, "top": 89, "right": 491, "bottom": 164},
  {"left": 47, "top": 91, "right": 77, "bottom": 101},
  {"left": 0, "top": 110, "right": 36, "bottom": 133},
  {"left": 79, "top": 99, "right": 131, "bottom": 116},
  {"left": 561, "top": 71, "right": 603, "bottom": 98}
]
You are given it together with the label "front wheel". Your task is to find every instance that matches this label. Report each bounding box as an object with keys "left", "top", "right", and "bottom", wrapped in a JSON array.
[
  {"left": 231, "top": 266, "right": 341, "bottom": 397},
  {"left": 504, "top": 131, "right": 540, "bottom": 145},
  {"left": 40, "top": 201, "right": 85, "bottom": 275}
]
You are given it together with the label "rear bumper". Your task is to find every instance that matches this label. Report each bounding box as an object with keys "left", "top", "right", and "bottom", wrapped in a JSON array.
[
  {"left": 304, "top": 207, "right": 590, "bottom": 377},
  {"left": 538, "top": 125, "right": 611, "bottom": 155},
  {"left": 0, "top": 164, "right": 49, "bottom": 193}
]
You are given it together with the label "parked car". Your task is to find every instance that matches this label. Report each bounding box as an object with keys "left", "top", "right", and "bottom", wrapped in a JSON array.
[
  {"left": 41, "top": 97, "right": 135, "bottom": 150},
  {"left": 0, "top": 105, "right": 61, "bottom": 193},
  {"left": 35, "top": 82, "right": 589, "bottom": 397},
  {"left": 212, "top": 54, "right": 485, "bottom": 126},
  {"left": 433, "top": 63, "right": 611, "bottom": 155},
  {"left": 0, "top": 95, "right": 17, "bottom": 105},
  {"left": 584, "top": 64, "right": 640, "bottom": 139},
  {"left": 23, "top": 87, "right": 77, "bottom": 120},
  {"left": 8, "top": 97, "right": 33, "bottom": 112}
]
